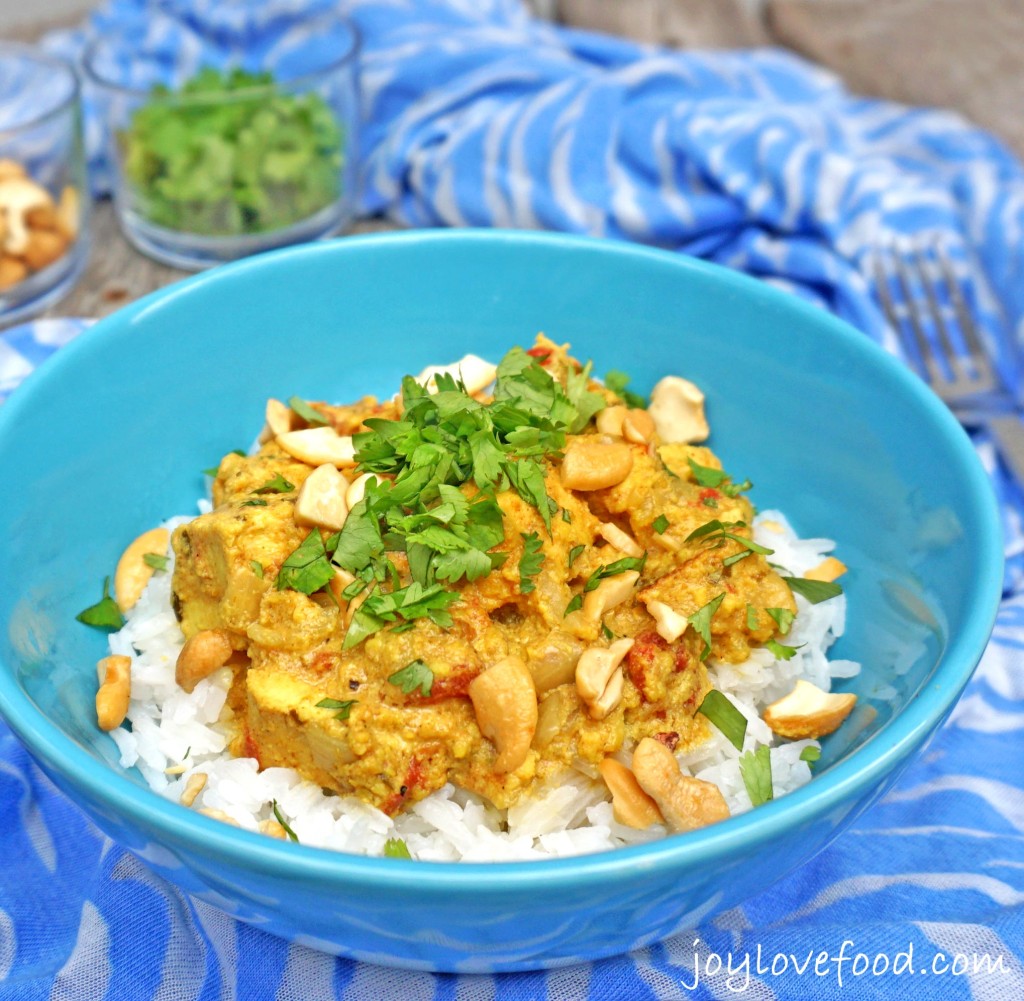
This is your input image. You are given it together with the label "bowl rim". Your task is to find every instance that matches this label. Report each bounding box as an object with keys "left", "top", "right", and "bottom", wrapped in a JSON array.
[
  {"left": 0, "top": 228, "right": 1004, "bottom": 894},
  {"left": 0, "top": 42, "right": 80, "bottom": 137}
]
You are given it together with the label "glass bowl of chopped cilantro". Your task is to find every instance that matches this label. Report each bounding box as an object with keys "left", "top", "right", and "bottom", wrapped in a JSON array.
[{"left": 84, "top": 29, "right": 357, "bottom": 269}]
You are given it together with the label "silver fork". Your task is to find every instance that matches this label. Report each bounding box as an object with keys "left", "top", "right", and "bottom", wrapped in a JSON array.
[{"left": 872, "top": 240, "right": 1024, "bottom": 486}]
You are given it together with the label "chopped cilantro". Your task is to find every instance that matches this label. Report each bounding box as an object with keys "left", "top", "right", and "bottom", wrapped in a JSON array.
[
  {"left": 241, "top": 499, "right": 268, "bottom": 507},
  {"left": 383, "top": 837, "right": 412, "bottom": 859},
  {"left": 739, "top": 746, "right": 773, "bottom": 806},
  {"left": 564, "top": 594, "right": 584, "bottom": 616},
  {"left": 686, "top": 458, "right": 752, "bottom": 497},
  {"left": 315, "top": 697, "right": 357, "bottom": 720},
  {"left": 697, "top": 690, "right": 747, "bottom": 751},
  {"left": 686, "top": 519, "right": 773, "bottom": 564},
  {"left": 702, "top": 496, "right": 718, "bottom": 508},
  {"left": 765, "top": 607, "right": 795, "bottom": 635},
  {"left": 271, "top": 800, "right": 299, "bottom": 842},
  {"left": 343, "top": 583, "right": 460, "bottom": 649},
  {"left": 519, "top": 532, "right": 545, "bottom": 594},
  {"left": 75, "top": 577, "right": 125, "bottom": 631},
  {"left": 202, "top": 466, "right": 219, "bottom": 477},
  {"left": 561, "top": 508, "right": 572, "bottom": 524},
  {"left": 766, "top": 639, "right": 803, "bottom": 661},
  {"left": 652, "top": 514, "right": 669, "bottom": 534},
  {"left": 250, "top": 560, "right": 264, "bottom": 579},
  {"left": 254, "top": 473, "right": 295, "bottom": 494},
  {"left": 288, "top": 396, "right": 329, "bottom": 426},
  {"left": 142, "top": 552, "right": 169, "bottom": 572},
  {"left": 687, "top": 592, "right": 726, "bottom": 661},
  {"left": 782, "top": 576, "right": 843, "bottom": 604},
  {"left": 601, "top": 622, "right": 614, "bottom": 640},
  {"left": 800, "top": 745, "right": 821, "bottom": 764},
  {"left": 745, "top": 603, "right": 759, "bottom": 630},
  {"left": 276, "top": 529, "right": 335, "bottom": 595},
  {"left": 603, "top": 369, "right": 647, "bottom": 409},
  {"left": 387, "top": 660, "right": 434, "bottom": 697},
  {"left": 582, "top": 554, "right": 646, "bottom": 592},
  {"left": 568, "top": 544, "right": 586, "bottom": 569}
]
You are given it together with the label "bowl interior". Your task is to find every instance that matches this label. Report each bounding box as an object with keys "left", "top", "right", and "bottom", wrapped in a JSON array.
[{"left": 0, "top": 230, "right": 1000, "bottom": 848}]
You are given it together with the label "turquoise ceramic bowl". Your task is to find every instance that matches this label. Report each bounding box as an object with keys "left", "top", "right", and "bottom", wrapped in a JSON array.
[{"left": 0, "top": 231, "right": 1003, "bottom": 972}]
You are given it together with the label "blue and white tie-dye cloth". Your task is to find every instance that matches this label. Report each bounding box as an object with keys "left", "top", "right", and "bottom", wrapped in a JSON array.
[{"left": 2, "top": 0, "right": 1023, "bottom": 996}]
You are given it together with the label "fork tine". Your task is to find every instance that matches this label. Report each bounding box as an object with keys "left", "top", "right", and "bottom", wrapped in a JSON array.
[
  {"left": 908, "top": 245, "right": 972, "bottom": 385},
  {"left": 932, "top": 244, "right": 998, "bottom": 394},
  {"left": 873, "top": 243, "right": 945, "bottom": 385}
]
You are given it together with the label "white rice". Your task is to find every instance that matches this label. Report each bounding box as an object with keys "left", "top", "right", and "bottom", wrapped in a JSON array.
[{"left": 107, "top": 509, "right": 859, "bottom": 860}]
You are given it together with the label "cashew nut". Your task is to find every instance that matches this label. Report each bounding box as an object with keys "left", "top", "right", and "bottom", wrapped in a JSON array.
[
  {"left": 762, "top": 679, "right": 856, "bottom": 739},
  {"left": 96, "top": 655, "right": 131, "bottom": 731},
  {"left": 597, "top": 522, "right": 644, "bottom": 559},
  {"left": 57, "top": 186, "right": 79, "bottom": 241},
  {"left": 197, "top": 808, "right": 239, "bottom": 826},
  {"left": 258, "top": 397, "right": 297, "bottom": 443},
  {"left": 648, "top": 376, "right": 709, "bottom": 444},
  {"left": 0, "top": 178, "right": 55, "bottom": 255},
  {"left": 632, "top": 737, "right": 730, "bottom": 833},
  {"left": 114, "top": 527, "right": 170, "bottom": 611},
  {"left": 293, "top": 463, "right": 351, "bottom": 531},
  {"left": 645, "top": 599, "right": 689, "bottom": 643},
  {"left": 468, "top": 655, "right": 538, "bottom": 772},
  {"left": 598, "top": 757, "right": 664, "bottom": 829},
  {"left": 345, "top": 472, "right": 380, "bottom": 510},
  {"left": 22, "top": 229, "right": 67, "bottom": 271},
  {"left": 621, "top": 409, "right": 656, "bottom": 445},
  {"left": 804, "top": 557, "right": 847, "bottom": 583},
  {"left": 596, "top": 405, "right": 628, "bottom": 437},
  {"left": 180, "top": 772, "right": 207, "bottom": 807},
  {"left": 560, "top": 440, "right": 634, "bottom": 491},
  {"left": 414, "top": 354, "right": 497, "bottom": 396},
  {"left": 576, "top": 637, "right": 634, "bottom": 720},
  {"left": 175, "top": 629, "right": 234, "bottom": 693},
  {"left": 582, "top": 570, "right": 640, "bottom": 622},
  {"left": 276, "top": 426, "right": 357, "bottom": 467}
]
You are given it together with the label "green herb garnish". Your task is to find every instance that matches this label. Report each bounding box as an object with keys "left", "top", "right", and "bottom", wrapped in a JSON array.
[
  {"left": 739, "top": 746, "right": 773, "bottom": 806},
  {"left": 652, "top": 514, "right": 669, "bottom": 534},
  {"left": 75, "top": 577, "right": 125, "bottom": 631},
  {"left": 387, "top": 660, "right": 434, "bottom": 697},
  {"left": 254, "top": 473, "right": 295, "bottom": 494},
  {"left": 288, "top": 396, "right": 329, "bottom": 427},
  {"left": 383, "top": 837, "right": 412, "bottom": 859},
  {"left": 603, "top": 369, "right": 646, "bottom": 409},
  {"left": 250, "top": 560, "right": 264, "bottom": 579},
  {"left": 687, "top": 592, "right": 726, "bottom": 661},
  {"left": 745, "top": 603, "right": 759, "bottom": 630},
  {"left": 686, "top": 458, "right": 752, "bottom": 497},
  {"left": 565, "top": 594, "right": 584, "bottom": 616},
  {"left": 519, "top": 532, "right": 545, "bottom": 594},
  {"left": 568, "top": 544, "right": 586, "bottom": 569},
  {"left": 696, "top": 690, "right": 747, "bottom": 751},
  {"left": 142, "top": 553, "right": 169, "bottom": 572},
  {"left": 122, "top": 67, "right": 344, "bottom": 237},
  {"left": 315, "top": 697, "right": 357, "bottom": 720},
  {"left": 242, "top": 499, "right": 268, "bottom": 508},
  {"left": 582, "top": 554, "right": 646, "bottom": 593},
  {"left": 766, "top": 639, "right": 803, "bottom": 661},
  {"left": 765, "top": 607, "right": 795, "bottom": 635},
  {"left": 561, "top": 508, "right": 572, "bottom": 524},
  {"left": 782, "top": 577, "right": 843, "bottom": 604},
  {"left": 272, "top": 800, "right": 299, "bottom": 842},
  {"left": 276, "top": 529, "right": 335, "bottom": 595},
  {"left": 800, "top": 746, "right": 821, "bottom": 764}
]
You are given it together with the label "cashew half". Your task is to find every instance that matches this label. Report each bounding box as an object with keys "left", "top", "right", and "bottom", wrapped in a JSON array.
[
  {"left": 560, "top": 439, "right": 634, "bottom": 491},
  {"left": 345, "top": 472, "right": 380, "bottom": 510},
  {"left": 804, "top": 557, "right": 847, "bottom": 583},
  {"left": 258, "top": 397, "right": 297, "bottom": 443},
  {"left": 582, "top": 570, "right": 640, "bottom": 622},
  {"left": 414, "top": 354, "right": 497, "bottom": 396},
  {"left": 96, "top": 655, "right": 131, "bottom": 731},
  {"left": 762, "top": 679, "right": 856, "bottom": 739},
  {"left": 632, "top": 737, "right": 730, "bottom": 833},
  {"left": 621, "top": 409, "right": 656, "bottom": 445},
  {"left": 176, "top": 629, "right": 234, "bottom": 693},
  {"left": 0, "top": 178, "right": 55, "bottom": 255},
  {"left": 645, "top": 599, "right": 689, "bottom": 643},
  {"left": 597, "top": 522, "right": 644, "bottom": 559},
  {"left": 114, "top": 527, "right": 170, "bottom": 611},
  {"left": 648, "top": 376, "right": 709, "bottom": 444},
  {"left": 596, "top": 405, "right": 628, "bottom": 437},
  {"left": 468, "top": 655, "right": 538, "bottom": 772},
  {"left": 576, "top": 637, "right": 634, "bottom": 720},
  {"left": 294, "top": 463, "right": 351, "bottom": 531},
  {"left": 277, "top": 426, "right": 357, "bottom": 467},
  {"left": 598, "top": 757, "right": 664, "bottom": 829}
]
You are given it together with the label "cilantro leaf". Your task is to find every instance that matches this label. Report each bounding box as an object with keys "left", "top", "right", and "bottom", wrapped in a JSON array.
[
  {"left": 782, "top": 576, "right": 843, "bottom": 604},
  {"left": 697, "top": 690, "right": 747, "bottom": 750},
  {"left": 603, "top": 369, "right": 647, "bottom": 409},
  {"left": 288, "top": 396, "right": 329, "bottom": 426},
  {"left": 519, "top": 532, "right": 545, "bottom": 594},
  {"left": 276, "top": 530, "right": 335, "bottom": 595},
  {"left": 800, "top": 745, "right": 821, "bottom": 764},
  {"left": 765, "top": 607, "right": 794, "bottom": 635},
  {"left": 76, "top": 577, "right": 125, "bottom": 631},
  {"left": 241, "top": 499, "right": 267, "bottom": 507},
  {"left": 250, "top": 560, "right": 264, "bottom": 579},
  {"left": 766, "top": 639, "right": 804, "bottom": 661},
  {"left": 315, "top": 697, "right": 357, "bottom": 720},
  {"left": 565, "top": 594, "right": 584, "bottom": 616},
  {"left": 745, "top": 603, "right": 759, "bottom": 630},
  {"left": 739, "top": 746, "right": 773, "bottom": 806},
  {"left": 687, "top": 458, "right": 751, "bottom": 497},
  {"left": 383, "top": 837, "right": 412, "bottom": 859},
  {"left": 688, "top": 592, "right": 726, "bottom": 661},
  {"left": 143, "top": 553, "right": 169, "bottom": 571},
  {"left": 652, "top": 514, "right": 669, "bottom": 534},
  {"left": 568, "top": 544, "right": 586, "bottom": 569},
  {"left": 561, "top": 508, "right": 572, "bottom": 524},
  {"left": 254, "top": 473, "right": 295, "bottom": 494},
  {"left": 387, "top": 660, "right": 434, "bottom": 697},
  {"left": 583, "top": 554, "right": 646, "bottom": 592}
]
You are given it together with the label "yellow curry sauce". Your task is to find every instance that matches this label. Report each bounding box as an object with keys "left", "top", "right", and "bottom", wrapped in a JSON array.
[{"left": 169, "top": 338, "right": 794, "bottom": 818}]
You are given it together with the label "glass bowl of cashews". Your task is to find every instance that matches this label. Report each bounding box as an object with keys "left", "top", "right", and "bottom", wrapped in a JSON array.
[
  {"left": 0, "top": 232, "right": 1003, "bottom": 971},
  {"left": 0, "top": 44, "right": 88, "bottom": 324}
]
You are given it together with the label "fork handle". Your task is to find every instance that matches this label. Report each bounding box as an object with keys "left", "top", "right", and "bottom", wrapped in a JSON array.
[{"left": 988, "top": 414, "right": 1024, "bottom": 487}]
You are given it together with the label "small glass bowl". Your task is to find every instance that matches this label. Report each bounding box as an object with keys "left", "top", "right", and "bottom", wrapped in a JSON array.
[
  {"left": 84, "top": 17, "right": 359, "bottom": 271},
  {"left": 0, "top": 44, "right": 89, "bottom": 325}
]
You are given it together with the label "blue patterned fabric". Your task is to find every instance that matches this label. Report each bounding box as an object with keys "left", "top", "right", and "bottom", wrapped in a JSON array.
[{"left": 1, "top": 0, "right": 1022, "bottom": 995}]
